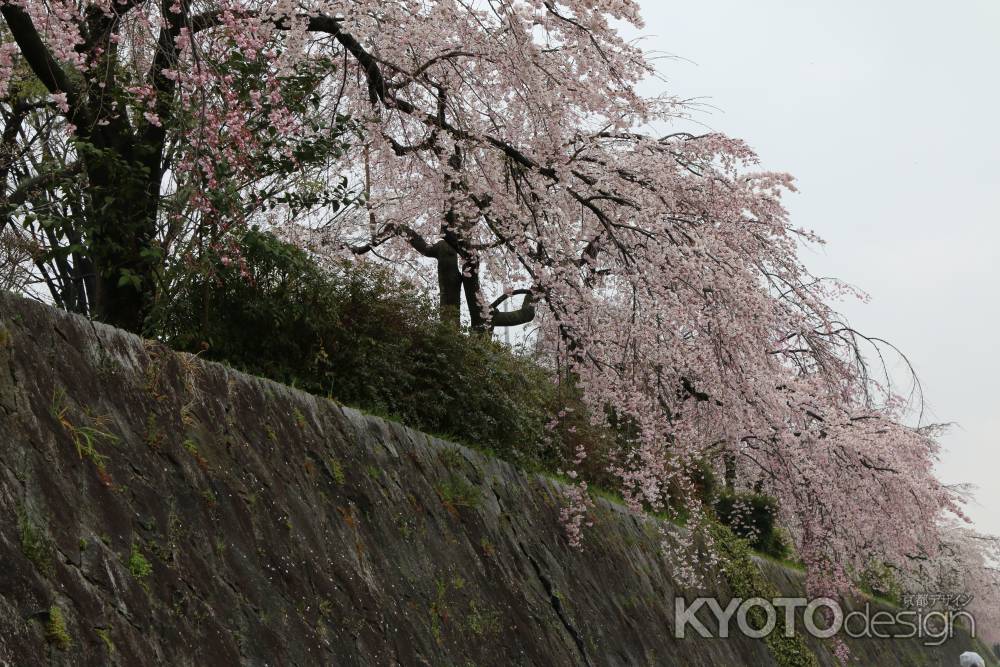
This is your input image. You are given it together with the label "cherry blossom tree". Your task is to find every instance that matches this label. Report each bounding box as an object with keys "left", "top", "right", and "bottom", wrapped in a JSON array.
[
  {"left": 900, "top": 519, "right": 1000, "bottom": 643},
  {"left": 0, "top": 0, "right": 352, "bottom": 328},
  {"left": 2, "top": 0, "right": 996, "bottom": 646}
]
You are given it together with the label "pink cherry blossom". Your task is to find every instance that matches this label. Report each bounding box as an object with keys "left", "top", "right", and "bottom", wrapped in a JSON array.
[{"left": 2, "top": 0, "right": 995, "bottom": 648}]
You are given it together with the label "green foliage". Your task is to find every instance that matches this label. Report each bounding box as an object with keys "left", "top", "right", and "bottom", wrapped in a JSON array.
[
  {"left": 436, "top": 476, "right": 481, "bottom": 509},
  {"left": 214, "top": 54, "right": 355, "bottom": 204},
  {"left": 465, "top": 600, "right": 502, "bottom": 637},
  {"left": 688, "top": 459, "right": 720, "bottom": 504},
  {"left": 45, "top": 606, "right": 71, "bottom": 651},
  {"left": 715, "top": 490, "right": 790, "bottom": 561},
  {"left": 709, "top": 522, "right": 818, "bottom": 667},
  {"left": 68, "top": 138, "right": 160, "bottom": 297},
  {"left": 152, "top": 230, "right": 565, "bottom": 465},
  {"left": 18, "top": 507, "right": 53, "bottom": 575},
  {"left": 438, "top": 448, "right": 464, "bottom": 470},
  {"left": 50, "top": 388, "right": 119, "bottom": 474},
  {"left": 429, "top": 579, "right": 447, "bottom": 645},
  {"left": 95, "top": 627, "right": 114, "bottom": 654},
  {"left": 128, "top": 543, "right": 152, "bottom": 580},
  {"left": 145, "top": 413, "right": 164, "bottom": 450},
  {"left": 152, "top": 231, "right": 806, "bottom": 562},
  {"left": 328, "top": 458, "right": 346, "bottom": 486}
]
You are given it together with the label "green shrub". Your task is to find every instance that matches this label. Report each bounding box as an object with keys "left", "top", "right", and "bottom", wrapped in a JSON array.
[
  {"left": 152, "top": 230, "right": 567, "bottom": 465},
  {"left": 709, "top": 522, "right": 818, "bottom": 667},
  {"left": 715, "top": 491, "right": 790, "bottom": 560}
]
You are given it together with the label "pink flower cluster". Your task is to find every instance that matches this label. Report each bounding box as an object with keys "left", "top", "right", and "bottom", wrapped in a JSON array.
[{"left": 4, "top": 0, "right": 995, "bottom": 648}]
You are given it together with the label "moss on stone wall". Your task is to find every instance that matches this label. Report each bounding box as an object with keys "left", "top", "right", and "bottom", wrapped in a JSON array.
[{"left": 0, "top": 293, "right": 987, "bottom": 666}]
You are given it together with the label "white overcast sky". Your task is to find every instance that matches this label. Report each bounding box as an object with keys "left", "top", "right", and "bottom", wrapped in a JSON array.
[{"left": 629, "top": 0, "right": 1000, "bottom": 534}]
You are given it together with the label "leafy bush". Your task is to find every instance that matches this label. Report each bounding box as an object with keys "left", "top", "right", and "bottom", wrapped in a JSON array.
[
  {"left": 153, "top": 230, "right": 560, "bottom": 464},
  {"left": 709, "top": 522, "right": 818, "bottom": 667},
  {"left": 714, "top": 491, "right": 790, "bottom": 560}
]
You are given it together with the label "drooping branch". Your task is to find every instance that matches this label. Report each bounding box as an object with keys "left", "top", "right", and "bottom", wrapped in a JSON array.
[
  {"left": 488, "top": 288, "right": 536, "bottom": 329},
  {"left": 1, "top": 5, "right": 90, "bottom": 129},
  {"left": 349, "top": 221, "right": 440, "bottom": 258},
  {"left": 143, "top": 0, "right": 186, "bottom": 147},
  {"left": 0, "top": 161, "right": 83, "bottom": 210}
]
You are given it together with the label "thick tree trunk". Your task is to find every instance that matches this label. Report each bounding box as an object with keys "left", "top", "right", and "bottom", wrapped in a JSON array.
[
  {"left": 1, "top": 2, "right": 171, "bottom": 334},
  {"left": 82, "top": 136, "right": 162, "bottom": 333},
  {"left": 436, "top": 245, "right": 463, "bottom": 328},
  {"left": 92, "top": 274, "right": 147, "bottom": 332},
  {"left": 724, "top": 452, "right": 737, "bottom": 492}
]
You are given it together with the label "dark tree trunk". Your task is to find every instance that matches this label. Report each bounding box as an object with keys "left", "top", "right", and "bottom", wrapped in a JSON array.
[
  {"left": 461, "top": 257, "right": 488, "bottom": 333},
  {"left": 436, "top": 245, "right": 463, "bottom": 328},
  {"left": 1, "top": 2, "right": 174, "bottom": 334},
  {"left": 82, "top": 138, "right": 160, "bottom": 333},
  {"left": 724, "top": 452, "right": 737, "bottom": 492}
]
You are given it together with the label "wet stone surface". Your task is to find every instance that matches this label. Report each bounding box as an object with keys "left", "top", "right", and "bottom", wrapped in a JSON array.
[{"left": 0, "top": 293, "right": 986, "bottom": 666}]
